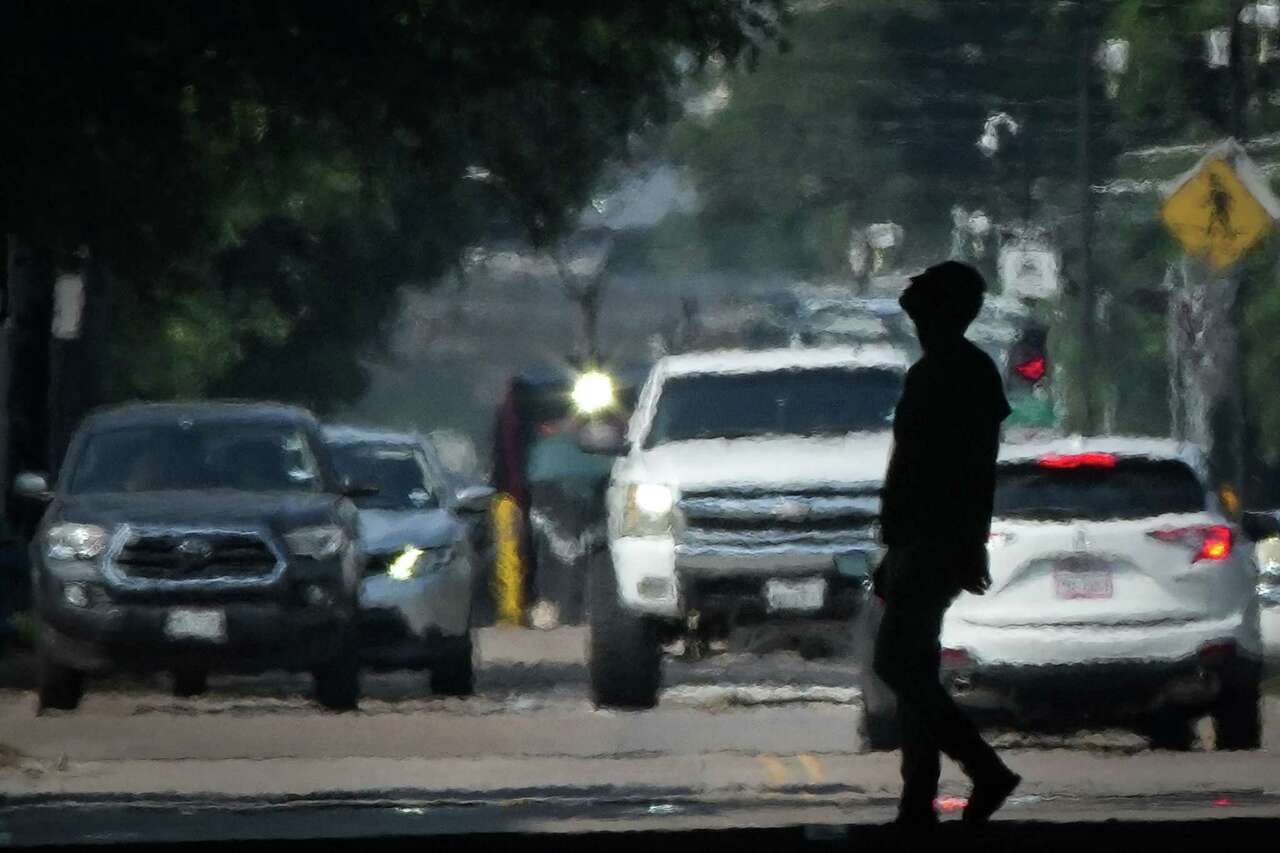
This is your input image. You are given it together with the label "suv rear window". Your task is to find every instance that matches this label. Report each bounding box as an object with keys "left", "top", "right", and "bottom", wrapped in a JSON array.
[{"left": 994, "top": 458, "right": 1205, "bottom": 521}]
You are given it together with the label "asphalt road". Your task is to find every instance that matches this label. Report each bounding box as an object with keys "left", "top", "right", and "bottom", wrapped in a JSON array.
[{"left": 2, "top": 627, "right": 1279, "bottom": 846}]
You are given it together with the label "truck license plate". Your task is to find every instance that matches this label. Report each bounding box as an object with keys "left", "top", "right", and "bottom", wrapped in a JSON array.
[
  {"left": 765, "top": 578, "right": 826, "bottom": 612},
  {"left": 164, "top": 608, "right": 227, "bottom": 642}
]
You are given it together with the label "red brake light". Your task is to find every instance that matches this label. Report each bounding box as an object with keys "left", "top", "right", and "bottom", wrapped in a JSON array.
[
  {"left": 1148, "top": 525, "right": 1233, "bottom": 562},
  {"left": 1037, "top": 452, "right": 1117, "bottom": 469},
  {"left": 1014, "top": 356, "right": 1047, "bottom": 382}
]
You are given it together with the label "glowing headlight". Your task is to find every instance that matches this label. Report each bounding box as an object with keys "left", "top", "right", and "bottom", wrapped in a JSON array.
[
  {"left": 46, "top": 523, "right": 108, "bottom": 561},
  {"left": 388, "top": 547, "right": 425, "bottom": 580},
  {"left": 386, "top": 545, "right": 453, "bottom": 580},
  {"left": 571, "top": 371, "right": 615, "bottom": 415},
  {"left": 621, "top": 483, "right": 676, "bottom": 536},
  {"left": 284, "top": 525, "right": 348, "bottom": 559}
]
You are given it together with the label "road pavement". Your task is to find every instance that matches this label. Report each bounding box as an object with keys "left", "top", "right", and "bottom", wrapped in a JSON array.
[{"left": 1, "top": 626, "right": 1279, "bottom": 844}]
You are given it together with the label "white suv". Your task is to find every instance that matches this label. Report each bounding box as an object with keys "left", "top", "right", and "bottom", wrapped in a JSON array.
[
  {"left": 583, "top": 346, "right": 908, "bottom": 709},
  {"left": 860, "top": 436, "right": 1264, "bottom": 751}
]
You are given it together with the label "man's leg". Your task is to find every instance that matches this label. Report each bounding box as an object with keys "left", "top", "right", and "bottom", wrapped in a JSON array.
[
  {"left": 897, "top": 702, "right": 940, "bottom": 824},
  {"left": 873, "top": 592, "right": 1008, "bottom": 786}
]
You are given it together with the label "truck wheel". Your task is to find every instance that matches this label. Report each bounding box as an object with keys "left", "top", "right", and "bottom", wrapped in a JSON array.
[
  {"left": 313, "top": 627, "right": 361, "bottom": 711},
  {"left": 38, "top": 653, "right": 85, "bottom": 712},
  {"left": 430, "top": 633, "right": 476, "bottom": 697},
  {"left": 859, "top": 710, "right": 901, "bottom": 753},
  {"left": 588, "top": 552, "right": 661, "bottom": 709},
  {"left": 171, "top": 668, "right": 208, "bottom": 698},
  {"left": 1213, "top": 664, "right": 1262, "bottom": 750}
]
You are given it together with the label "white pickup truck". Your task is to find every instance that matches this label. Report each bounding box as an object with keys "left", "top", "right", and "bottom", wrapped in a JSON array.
[{"left": 579, "top": 345, "right": 908, "bottom": 708}]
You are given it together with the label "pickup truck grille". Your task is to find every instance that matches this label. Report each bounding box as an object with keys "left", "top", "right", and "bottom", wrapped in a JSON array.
[
  {"left": 678, "top": 487, "right": 879, "bottom": 548},
  {"left": 114, "top": 532, "right": 279, "bottom": 581}
]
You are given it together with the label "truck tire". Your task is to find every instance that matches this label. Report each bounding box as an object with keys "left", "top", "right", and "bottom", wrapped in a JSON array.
[
  {"left": 430, "top": 633, "right": 476, "bottom": 697},
  {"left": 588, "top": 551, "right": 662, "bottom": 710},
  {"left": 171, "top": 668, "right": 209, "bottom": 698},
  {"left": 313, "top": 626, "right": 361, "bottom": 711},
  {"left": 1213, "top": 663, "right": 1262, "bottom": 750},
  {"left": 38, "top": 653, "right": 85, "bottom": 712}
]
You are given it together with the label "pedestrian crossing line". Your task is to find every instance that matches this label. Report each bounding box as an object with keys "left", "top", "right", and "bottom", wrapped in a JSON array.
[
  {"left": 797, "top": 753, "right": 825, "bottom": 783},
  {"left": 756, "top": 754, "right": 790, "bottom": 785}
]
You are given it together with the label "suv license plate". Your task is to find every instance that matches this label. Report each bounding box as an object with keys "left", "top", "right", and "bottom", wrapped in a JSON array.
[
  {"left": 164, "top": 608, "right": 227, "bottom": 642},
  {"left": 1053, "top": 567, "right": 1113, "bottom": 600},
  {"left": 765, "top": 578, "right": 826, "bottom": 612}
]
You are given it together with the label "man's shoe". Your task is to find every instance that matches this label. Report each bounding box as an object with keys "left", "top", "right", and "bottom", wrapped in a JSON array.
[{"left": 963, "top": 770, "right": 1020, "bottom": 824}]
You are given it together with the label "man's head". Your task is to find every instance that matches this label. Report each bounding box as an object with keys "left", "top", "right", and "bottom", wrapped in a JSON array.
[{"left": 899, "top": 260, "right": 986, "bottom": 350}]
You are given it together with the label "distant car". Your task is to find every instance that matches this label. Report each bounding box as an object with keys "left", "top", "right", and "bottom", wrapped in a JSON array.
[
  {"left": 20, "top": 402, "right": 365, "bottom": 712},
  {"left": 324, "top": 426, "right": 493, "bottom": 696},
  {"left": 490, "top": 363, "right": 649, "bottom": 624},
  {"left": 858, "top": 436, "right": 1264, "bottom": 751}
]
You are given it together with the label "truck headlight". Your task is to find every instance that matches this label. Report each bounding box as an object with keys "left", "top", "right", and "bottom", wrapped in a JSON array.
[
  {"left": 621, "top": 483, "right": 676, "bottom": 537},
  {"left": 46, "top": 523, "right": 108, "bottom": 561},
  {"left": 284, "top": 525, "right": 348, "bottom": 559}
]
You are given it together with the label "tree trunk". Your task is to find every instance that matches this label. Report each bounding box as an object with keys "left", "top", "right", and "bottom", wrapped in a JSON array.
[{"left": 3, "top": 235, "right": 55, "bottom": 535}]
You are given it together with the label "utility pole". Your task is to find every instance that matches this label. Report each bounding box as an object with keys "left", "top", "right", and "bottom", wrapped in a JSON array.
[
  {"left": 1075, "top": 2, "right": 1098, "bottom": 435},
  {"left": 1228, "top": 0, "right": 1250, "bottom": 503}
]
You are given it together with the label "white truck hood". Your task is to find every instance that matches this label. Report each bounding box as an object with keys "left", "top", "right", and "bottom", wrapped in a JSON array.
[{"left": 626, "top": 432, "right": 893, "bottom": 491}]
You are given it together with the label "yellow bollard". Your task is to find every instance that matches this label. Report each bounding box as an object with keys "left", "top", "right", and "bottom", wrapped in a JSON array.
[{"left": 490, "top": 492, "right": 526, "bottom": 626}]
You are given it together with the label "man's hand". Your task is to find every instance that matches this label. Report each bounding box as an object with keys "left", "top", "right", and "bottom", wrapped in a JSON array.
[{"left": 958, "top": 544, "right": 991, "bottom": 595}]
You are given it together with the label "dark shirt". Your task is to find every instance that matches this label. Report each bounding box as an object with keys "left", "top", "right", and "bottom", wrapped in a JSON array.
[{"left": 880, "top": 337, "right": 1011, "bottom": 549}]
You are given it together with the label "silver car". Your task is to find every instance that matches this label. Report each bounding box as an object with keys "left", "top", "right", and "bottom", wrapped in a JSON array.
[{"left": 324, "top": 426, "right": 493, "bottom": 696}]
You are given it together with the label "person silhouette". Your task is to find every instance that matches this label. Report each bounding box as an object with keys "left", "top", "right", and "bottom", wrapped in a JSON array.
[{"left": 872, "top": 260, "right": 1021, "bottom": 831}]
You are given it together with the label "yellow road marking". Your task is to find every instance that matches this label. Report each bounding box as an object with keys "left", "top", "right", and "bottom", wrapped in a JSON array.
[
  {"left": 797, "top": 754, "right": 825, "bottom": 783},
  {"left": 757, "top": 755, "right": 789, "bottom": 785}
]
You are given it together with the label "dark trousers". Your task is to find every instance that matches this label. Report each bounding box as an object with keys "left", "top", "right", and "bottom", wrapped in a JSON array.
[{"left": 871, "top": 546, "right": 1007, "bottom": 821}]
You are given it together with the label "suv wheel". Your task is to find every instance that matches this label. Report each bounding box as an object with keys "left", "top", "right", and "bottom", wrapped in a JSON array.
[
  {"left": 859, "top": 710, "right": 901, "bottom": 752},
  {"left": 588, "top": 551, "right": 662, "bottom": 709},
  {"left": 38, "top": 653, "right": 85, "bottom": 712},
  {"left": 171, "top": 668, "right": 209, "bottom": 698},
  {"left": 1145, "top": 709, "right": 1196, "bottom": 751},
  {"left": 430, "top": 633, "right": 476, "bottom": 697},
  {"left": 313, "top": 626, "right": 361, "bottom": 711},
  {"left": 1213, "top": 663, "right": 1262, "bottom": 750}
]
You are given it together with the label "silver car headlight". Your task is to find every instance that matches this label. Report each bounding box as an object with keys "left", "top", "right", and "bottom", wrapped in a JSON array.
[
  {"left": 386, "top": 545, "right": 455, "bottom": 581},
  {"left": 46, "top": 523, "right": 109, "bottom": 561},
  {"left": 620, "top": 483, "right": 676, "bottom": 537},
  {"left": 284, "top": 525, "right": 348, "bottom": 559}
]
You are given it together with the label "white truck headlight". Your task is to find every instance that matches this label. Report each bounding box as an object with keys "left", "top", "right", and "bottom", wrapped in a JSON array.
[
  {"left": 284, "top": 525, "right": 348, "bottom": 559},
  {"left": 621, "top": 483, "right": 676, "bottom": 536},
  {"left": 46, "top": 523, "right": 108, "bottom": 561}
]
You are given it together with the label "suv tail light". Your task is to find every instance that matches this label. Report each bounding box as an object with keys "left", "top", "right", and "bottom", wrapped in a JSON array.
[
  {"left": 1037, "top": 452, "right": 1117, "bottom": 469},
  {"left": 1148, "top": 525, "right": 1233, "bottom": 562}
]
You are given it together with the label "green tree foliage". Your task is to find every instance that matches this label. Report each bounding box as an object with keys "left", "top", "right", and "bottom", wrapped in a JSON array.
[{"left": 2, "top": 1, "right": 785, "bottom": 409}]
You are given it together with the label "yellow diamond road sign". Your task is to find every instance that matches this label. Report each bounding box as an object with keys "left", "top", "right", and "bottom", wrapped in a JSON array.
[{"left": 1161, "top": 139, "right": 1280, "bottom": 270}]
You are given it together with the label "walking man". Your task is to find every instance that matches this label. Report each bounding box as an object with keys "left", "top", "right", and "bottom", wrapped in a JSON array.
[{"left": 873, "top": 260, "right": 1021, "bottom": 829}]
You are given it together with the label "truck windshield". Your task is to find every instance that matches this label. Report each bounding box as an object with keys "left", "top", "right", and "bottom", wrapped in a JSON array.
[
  {"left": 644, "top": 366, "right": 903, "bottom": 447},
  {"left": 67, "top": 422, "right": 323, "bottom": 495}
]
